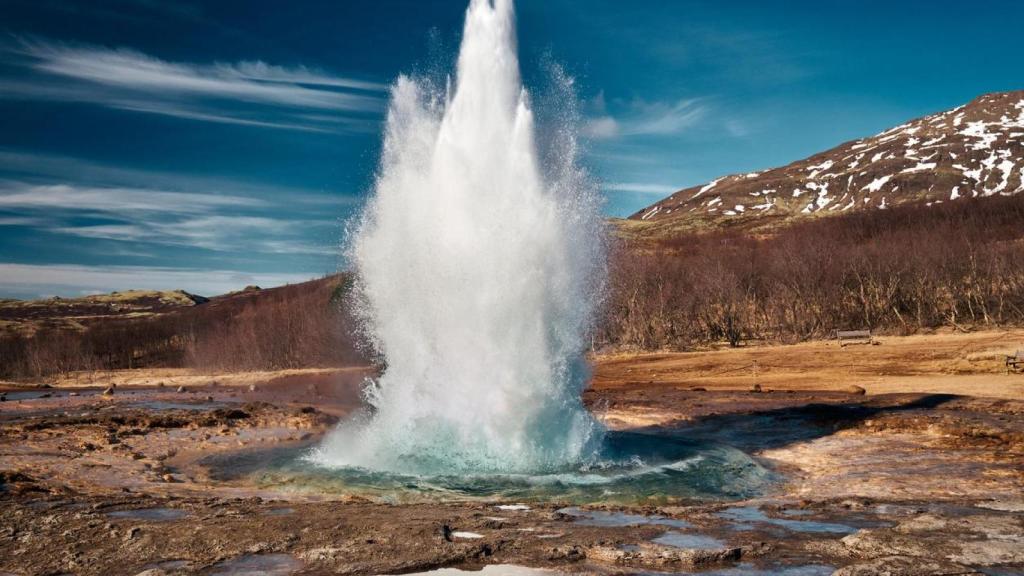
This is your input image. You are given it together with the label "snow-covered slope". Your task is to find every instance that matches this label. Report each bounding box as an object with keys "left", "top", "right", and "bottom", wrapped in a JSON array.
[{"left": 629, "top": 91, "right": 1024, "bottom": 228}]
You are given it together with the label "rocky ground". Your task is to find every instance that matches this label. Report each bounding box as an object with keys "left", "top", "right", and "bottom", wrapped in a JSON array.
[{"left": 1, "top": 331, "right": 1023, "bottom": 575}]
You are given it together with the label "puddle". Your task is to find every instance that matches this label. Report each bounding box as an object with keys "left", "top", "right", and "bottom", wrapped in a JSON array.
[
  {"left": 266, "top": 507, "right": 295, "bottom": 516},
  {"left": 652, "top": 531, "right": 726, "bottom": 549},
  {"left": 976, "top": 568, "right": 1024, "bottom": 576},
  {"left": 716, "top": 506, "right": 856, "bottom": 534},
  {"left": 392, "top": 566, "right": 556, "bottom": 576},
  {"left": 557, "top": 506, "right": 691, "bottom": 528},
  {"left": 107, "top": 508, "right": 188, "bottom": 521},
  {"left": 223, "top": 431, "right": 775, "bottom": 505},
  {"left": 1, "top": 390, "right": 96, "bottom": 401},
  {"left": 697, "top": 565, "right": 834, "bottom": 576},
  {"left": 209, "top": 554, "right": 302, "bottom": 576}
]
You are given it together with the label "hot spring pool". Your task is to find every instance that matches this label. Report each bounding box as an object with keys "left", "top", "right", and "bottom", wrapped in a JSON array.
[{"left": 201, "top": 431, "right": 775, "bottom": 505}]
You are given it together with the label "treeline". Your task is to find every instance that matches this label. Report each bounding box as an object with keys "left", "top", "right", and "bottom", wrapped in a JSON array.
[
  {"left": 3, "top": 195, "right": 1023, "bottom": 379},
  {"left": 0, "top": 276, "right": 368, "bottom": 380},
  {"left": 597, "top": 194, "right": 1024, "bottom": 350}
]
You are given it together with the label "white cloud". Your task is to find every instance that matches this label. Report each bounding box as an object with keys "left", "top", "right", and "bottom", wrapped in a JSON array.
[
  {"left": 602, "top": 182, "right": 679, "bottom": 195},
  {"left": 54, "top": 215, "right": 335, "bottom": 254},
  {"left": 0, "top": 179, "right": 342, "bottom": 255},
  {"left": 216, "top": 60, "right": 385, "bottom": 92},
  {"left": 583, "top": 116, "right": 620, "bottom": 139},
  {"left": 0, "top": 150, "right": 356, "bottom": 208},
  {"left": 0, "top": 216, "right": 43, "bottom": 226},
  {"left": 0, "top": 181, "right": 264, "bottom": 215},
  {"left": 2, "top": 39, "right": 386, "bottom": 131},
  {"left": 0, "top": 262, "right": 316, "bottom": 298},
  {"left": 585, "top": 98, "right": 707, "bottom": 140}
]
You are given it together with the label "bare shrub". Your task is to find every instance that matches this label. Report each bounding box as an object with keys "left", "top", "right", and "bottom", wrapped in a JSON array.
[{"left": 598, "top": 195, "right": 1024, "bottom": 350}]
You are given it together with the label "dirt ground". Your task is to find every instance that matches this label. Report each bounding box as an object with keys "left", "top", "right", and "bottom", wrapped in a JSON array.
[
  {"left": 1, "top": 330, "right": 1022, "bottom": 575},
  {"left": 593, "top": 328, "right": 1024, "bottom": 398}
]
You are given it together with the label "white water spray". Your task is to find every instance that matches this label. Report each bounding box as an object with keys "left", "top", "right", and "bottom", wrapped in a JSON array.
[{"left": 313, "top": 0, "right": 605, "bottom": 475}]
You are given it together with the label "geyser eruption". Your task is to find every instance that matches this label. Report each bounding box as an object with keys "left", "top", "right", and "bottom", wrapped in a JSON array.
[{"left": 313, "top": 0, "right": 605, "bottom": 474}]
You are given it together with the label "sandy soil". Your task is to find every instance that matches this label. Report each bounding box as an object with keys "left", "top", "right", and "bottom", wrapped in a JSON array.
[
  {"left": 1, "top": 330, "right": 1023, "bottom": 575},
  {"left": 592, "top": 328, "right": 1024, "bottom": 399},
  {"left": 0, "top": 366, "right": 374, "bottom": 391}
]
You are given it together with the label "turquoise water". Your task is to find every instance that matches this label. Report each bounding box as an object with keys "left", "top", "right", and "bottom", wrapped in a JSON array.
[{"left": 203, "top": 431, "right": 775, "bottom": 505}]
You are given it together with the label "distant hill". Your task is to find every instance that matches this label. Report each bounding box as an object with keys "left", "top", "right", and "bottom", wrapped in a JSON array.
[
  {"left": 624, "top": 90, "right": 1024, "bottom": 236},
  {"left": 0, "top": 290, "right": 208, "bottom": 336},
  {"left": 0, "top": 275, "right": 366, "bottom": 379}
]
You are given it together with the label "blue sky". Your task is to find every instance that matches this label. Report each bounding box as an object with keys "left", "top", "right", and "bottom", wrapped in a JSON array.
[{"left": 1, "top": 0, "right": 1022, "bottom": 298}]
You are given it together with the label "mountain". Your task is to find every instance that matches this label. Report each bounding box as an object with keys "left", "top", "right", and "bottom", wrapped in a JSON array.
[{"left": 626, "top": 90, "right": 1024, "bottom": 235}]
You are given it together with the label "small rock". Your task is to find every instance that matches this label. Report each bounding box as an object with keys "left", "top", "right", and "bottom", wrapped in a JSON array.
[
  {"left": 690, "top": 387, "right": 707, "bottom": 392},
  {"left": 161, "top": 474, "right": 176, "bottom": 483},
  {"left": 102, "top": 386, "right": 115, "bottom": 396},
  {"left": 845, "top": 385, "right": 867, "bottom": 395},
  {"left": 156, "top": 382, "right": 165, "bottom": 388},
  {"left": 124, "top": 526, "right": 140, "bottom": 541},
  {"left": 176, "top": 386, "right": 186, "bottom": 393},
  {"left": 750, "top": 383, "right": 762, "bottom": 393},
  {"left": 0, "top": 394, "right": 6, "bottom": 402},
  {"left": 68, "top": 392, "right": 79, "bottom": 397},
  {"left": 246, "top": 542, "right": 270, "bottom": 553},
  {"left": 248, "top": 384, "right": 258, "bottom": 392}
]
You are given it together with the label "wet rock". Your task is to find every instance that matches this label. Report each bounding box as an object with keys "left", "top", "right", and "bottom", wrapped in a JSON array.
[
  {"left": 845, "top": 385, "right": 867, "bottom": 395},
  {"left": 587, "top": 543, "right": 743, "bottom": 569},
  {"left": 839, "top": 529, "right": 933, "bottom": 558},
  {"left": 298, "top": 547, "right": 343, "bottom": 562},
  {"left": 246, "top": 542, "right": 271, "bottom": 553},
  {"left": 895, "top": 514, "right": 946, "bottom": 532},
  {"left": 832, "top": 555, "right": 981, "bottom": 575},
  {"left": 546, "top": 545, "right": 585, "bottom": 561},
  {"left": 953, "top": 538, "right": 1024, "bottom": 565}
]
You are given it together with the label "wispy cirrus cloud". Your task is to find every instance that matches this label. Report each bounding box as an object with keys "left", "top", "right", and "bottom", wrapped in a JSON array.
[
  {"left": 0, "top": 180, "right": 338, "bottom": 255},
  {"left": 0, "top": 149, "right": 356, "bottom": 208},
  {"left": 52, "top": 215, "right": 337, "bottom": 255},
  {"left": 0, "top": 181, "right": 263, "bottom": 215},
  {"left": 601, "top": 182, "right": 680, "bottom": 195},
  {"left": 0, "top": 262, "right": 315, "bottom": 299},
  {"left": 0, "top": 38, "right": 387, "bottom": 132},
  {"left": 584, "top": 97, "right": 707, "bottom": 140}
]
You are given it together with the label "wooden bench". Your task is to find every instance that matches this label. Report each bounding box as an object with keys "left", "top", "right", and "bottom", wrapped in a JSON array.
[
  {"left": 835, "top": 329, "right": 873, "bottom": 347},
  {"left": 1007, "top": 350, "right": 1023, "bottom": 372}
]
